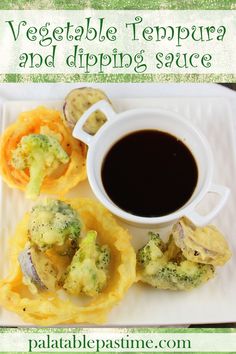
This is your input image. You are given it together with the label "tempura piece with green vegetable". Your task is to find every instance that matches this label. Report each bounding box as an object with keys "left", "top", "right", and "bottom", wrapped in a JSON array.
[
  {"left": 29, "top": 199, "right": 82, "bottom": 251},
  {"left": 63, "top": 230, "right": 110, "bottom": 297},
  {"left": 11, "top": 131, "right": 69, "bottom": 199},
  {"left": 137, "top": 232, "right": 215, "bottom": 291}
]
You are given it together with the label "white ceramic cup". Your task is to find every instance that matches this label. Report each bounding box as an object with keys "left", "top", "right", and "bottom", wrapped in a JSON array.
[{"left": 73, "top": 100, "right": 230, "bottom": 227}]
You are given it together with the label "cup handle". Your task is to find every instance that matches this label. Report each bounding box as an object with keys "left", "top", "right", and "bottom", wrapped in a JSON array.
[
  {"left": 185, "top": 184, "right": 230, "bottom": 226},
  {"left": 72, "top": 100, "right": 116, "bottom": 146}
]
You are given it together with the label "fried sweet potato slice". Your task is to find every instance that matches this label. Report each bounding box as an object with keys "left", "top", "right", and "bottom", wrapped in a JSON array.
[
  {"left": 172, "top": 217, "right": 231, "bottom": 266},
  {"left": 63, "top": 87, "right": 112, "bottom": 134}
]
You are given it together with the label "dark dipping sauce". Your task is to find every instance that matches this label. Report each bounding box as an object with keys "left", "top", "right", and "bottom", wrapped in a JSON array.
[{"left": 101, "top": 130, "right": 198, "bottom": 217}]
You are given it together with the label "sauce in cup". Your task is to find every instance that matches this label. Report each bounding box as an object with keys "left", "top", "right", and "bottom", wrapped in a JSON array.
[
  {"left": 73, "top": 100, "right": 229, "bottom": 227},
  {"left": 101, "top": 130, "right": 198, "bottom": 217}
]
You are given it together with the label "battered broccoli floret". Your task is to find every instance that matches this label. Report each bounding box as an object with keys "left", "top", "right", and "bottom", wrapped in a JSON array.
[
  {"left": 137, "top": 233, "right": 215, "bottom": 291},
  {"left": 11, "top": 131, "right": 69, "bottom": 199},
  {"left": 63, "top": 230, "right": 111, "bottom": 297},
  {"left": 29, "top": 199, "right": 82, "bottom": 251},
  {"left": 137, "top": 232, "right": 166, "bottom": 265}
]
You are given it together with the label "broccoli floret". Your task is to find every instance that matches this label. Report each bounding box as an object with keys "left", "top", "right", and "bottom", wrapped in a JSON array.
[
  {"left": 137, "top": 232, "right": 166, "bottom": 265},
  {"left": 63, "top": 230, "right": 111, "bottom": 297},
  {"left": 137, "top": 233, "right": 215, "bottom": 291},
  {"left": 29, "top": 199, "right": 82, "bottom": 251},
  {"left": 142, "top": 260, "right": 215, "bottom": 290},
  {"left": 97, "top": 245, "right": 110, "bottom": 270},
  {"left": 11, "top": 131, "right": 69, "bottom": 199}
]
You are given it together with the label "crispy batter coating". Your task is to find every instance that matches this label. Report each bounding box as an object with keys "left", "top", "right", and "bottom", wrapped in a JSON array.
[
  {"left": 0, "top": 106, "right": 86, "bottom": 196},
  {"left": 0, "top": 198, "right": 136, "bottom": 325},
  {"left": 172, "top": 218, "right": 232, "bottom": 266},
  {"left": 137, "top": 233, "right": 215, "bottom": 291}
]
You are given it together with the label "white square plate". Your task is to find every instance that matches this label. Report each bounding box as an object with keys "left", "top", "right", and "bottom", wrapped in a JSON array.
[{"left": 0, "top": 94, "right": 236, "bottom": 326}]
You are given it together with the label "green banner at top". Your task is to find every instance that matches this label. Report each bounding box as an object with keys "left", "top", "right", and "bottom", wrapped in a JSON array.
[
  {"left": 0, "top": 0, "right": 236, "bottom": 10},
  {"left": 0, "top": 2, "right": 235, "bottom": 81}
]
